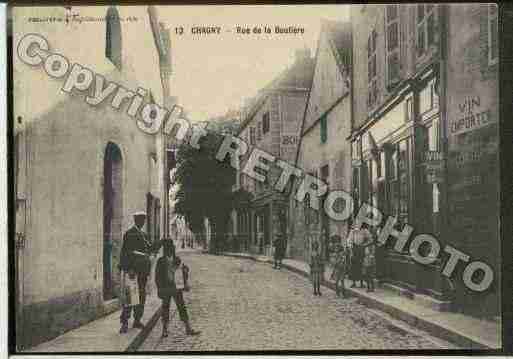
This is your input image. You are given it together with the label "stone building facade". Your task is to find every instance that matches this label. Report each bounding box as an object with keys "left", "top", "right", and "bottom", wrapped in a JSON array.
[
  {"left": 350, "top": 4, "right": 498, "bottom": 317},
  {"left": 232, "top": 50, "right": 314, "bottom": 257},
  {"left": 12, "top": 6, "right": 172, "bottom": 348},
  {"left": 288, "top": 21, "right": 353, "bottom": 263}
]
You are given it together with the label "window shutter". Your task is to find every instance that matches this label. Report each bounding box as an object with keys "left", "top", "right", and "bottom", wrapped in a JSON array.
[
  {"left": 479, "top": 4, "right": 489, "bottom": 73},
  {"left": 320, "top": 115, "right": 327, "bottom": 143}
]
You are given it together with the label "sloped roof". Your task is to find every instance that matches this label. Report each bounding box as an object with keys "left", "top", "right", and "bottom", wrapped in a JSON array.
[
  {"left": 238, "top": 55, "right": 315, "bottom": 134},
  {"left": 321, "top": 20, "right": 352, "bottom": 75}
]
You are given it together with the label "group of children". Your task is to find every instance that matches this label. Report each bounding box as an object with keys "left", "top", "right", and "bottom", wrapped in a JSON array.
[{"left": 309, "top": 224, "right": 376, "bottom": 298}]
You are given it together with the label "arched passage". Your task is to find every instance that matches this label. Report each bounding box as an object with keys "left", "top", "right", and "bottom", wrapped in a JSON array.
[{"left": 103, "top": 142, "right": 123, "bottom": 300}]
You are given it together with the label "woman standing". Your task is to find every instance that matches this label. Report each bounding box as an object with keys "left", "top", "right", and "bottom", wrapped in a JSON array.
[{"left": 348, "top": 224, "right": 372, "bottom": 288}]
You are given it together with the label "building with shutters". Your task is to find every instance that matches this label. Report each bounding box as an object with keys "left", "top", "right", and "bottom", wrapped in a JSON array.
[
  {"left": 12, "top": 6, "right": 174, "bottom": 348},
  {"left": 231, "top": 49, "right": 315, "bottom": 257},
  {"left": 350, "top": 4, "right": 498, "bottom": 317},
  {"left": 287, "top": 20, "right": 353, "bottom": 263}
]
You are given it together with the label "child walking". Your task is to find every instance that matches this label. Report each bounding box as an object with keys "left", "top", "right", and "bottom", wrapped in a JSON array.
[
  {"left": 155, "top": 240, "right": 200, "bottom": 337},
  {"left": 330, "top": 245, "right": 349, "bottom": 298},
  {"left": 310, "top": 240, "right": 324, "bottom": 296}
]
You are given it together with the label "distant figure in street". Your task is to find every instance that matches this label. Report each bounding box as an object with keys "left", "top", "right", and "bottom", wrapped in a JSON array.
[
  {"left": 330, "top": 244, "right": 349, "bottom": 298},
  {"left": 155, "top": 240, "right": 200, "bottom": 337},
  {"left": 273, "top": 211, "right": 287, "bottom": 270},
  {"left": 119, "top": 211, "right": 161, "bottom": 334},
  {"left": 363, "top": 241, "right": 376, "bottom": 292},
  {"left": 310, "top": 240, "right": 324, "bottom": 296},
  {"left": 347, "top": 223, "right": 372, "bottom": 288}
]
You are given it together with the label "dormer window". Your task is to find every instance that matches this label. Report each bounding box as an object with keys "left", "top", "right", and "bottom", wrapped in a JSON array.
[{"left": 106, "top": 7, "right": 122, "bottom": 69}]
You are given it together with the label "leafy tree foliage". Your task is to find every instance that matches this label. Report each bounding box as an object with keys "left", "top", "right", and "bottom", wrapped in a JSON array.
[{"left": 173, "top": 130, "right": 250, "bottom": 253}]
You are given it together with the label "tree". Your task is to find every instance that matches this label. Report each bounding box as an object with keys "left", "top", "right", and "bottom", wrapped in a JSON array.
[{"left": 174, "top": 130, "right": 247, "bottom": 253}]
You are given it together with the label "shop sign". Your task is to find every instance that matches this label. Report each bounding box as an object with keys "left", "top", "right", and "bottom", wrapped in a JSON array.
[{"left": 422, "top": 151, "right": 445, "bottom": 184}]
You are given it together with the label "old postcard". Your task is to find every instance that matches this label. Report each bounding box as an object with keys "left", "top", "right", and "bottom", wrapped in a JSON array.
[{"left": 9, "top": 3, "right": 505, "bottom": 354}]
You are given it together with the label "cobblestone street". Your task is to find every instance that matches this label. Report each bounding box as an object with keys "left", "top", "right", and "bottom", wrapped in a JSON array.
[{"left": 140, "top": 252, "right": 455, "bottom": 351}]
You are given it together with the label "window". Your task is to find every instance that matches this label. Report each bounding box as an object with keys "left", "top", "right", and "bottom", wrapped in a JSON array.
[
  {"left": 385, "top": 5, "right": 400, "bottom": 85},
  {"left": 320, "top": 115, "right": 328, "bottom": 143},
  {"left": 367, "top": 29, "right": 378, "bottom": 108},
  {"left": 262, "top": 112, "right": 270, "bottom": 134},
  {"left": 257, "top": 121, "right": 262, "bottom": 141},
  {"left": 417, "top": 5, "right": 436, "bottom": 56},
  {"left": 427, "top": 119, "right": 439, "bottom": 151},
  {"left": 378, "top": 151, "right": 385, "bottom": 179},
  {"left": 405, "top": 97, "right": 413, "bottom": 122},
  {"left": 105, "top": 7, "right": 122, "bottom": 69},
  {"left": 352, "top": 138, "right": 362, "bottom": 161},
  {"left": 320, "top": 165, "right": 329, "bottom": 185},
  {"left": 352, "top": 167, "right": 360, "bottom": 209},
  {"left": 398, "top": 140, "right": 409, "bottom": 223},
  {"left": 419, "top": 79, "right": 438, "bottom": 114},
  {"left": 250, "top": 127, "right": 256, "bottom": 145},
  {"left": 488, "top": 4, "right": 498, "bottom": 65}
]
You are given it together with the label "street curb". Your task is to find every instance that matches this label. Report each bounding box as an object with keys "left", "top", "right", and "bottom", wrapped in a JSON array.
[
  {"left": 220, "top": 252, "right": 494, "bottom": 349},
  {"left": 125, "top": 304, "right": 163, "bottom": 352}
]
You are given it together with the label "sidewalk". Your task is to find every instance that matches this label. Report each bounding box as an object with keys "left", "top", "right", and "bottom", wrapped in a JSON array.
[
  {"left": 24, "top": 248, "right": 204, "bottom": 353},
  {"left": 24, "top": 294, "right": 162, "bottom": 353},
  {"left": 223, "top": 251, "right": 501, "bottom": 350}
]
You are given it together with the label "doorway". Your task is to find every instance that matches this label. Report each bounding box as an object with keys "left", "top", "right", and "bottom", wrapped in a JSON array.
[{"left": 103, "top": 142, "right": 123, "bottom": 301}]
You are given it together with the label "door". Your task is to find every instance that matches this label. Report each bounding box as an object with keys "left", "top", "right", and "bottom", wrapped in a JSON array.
[{"left": 103, "top": 143, "right": 123, "bottom": 300}]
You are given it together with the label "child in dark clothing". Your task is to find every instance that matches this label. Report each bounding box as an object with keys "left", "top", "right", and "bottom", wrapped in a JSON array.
[{"left": 310, "top": 241, "right": 324, "bottom": 296}]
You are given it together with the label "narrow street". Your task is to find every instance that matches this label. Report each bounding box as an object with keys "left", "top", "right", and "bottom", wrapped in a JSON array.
[{"left": 139, "top": 252, "right": 455, "bottom": 351}]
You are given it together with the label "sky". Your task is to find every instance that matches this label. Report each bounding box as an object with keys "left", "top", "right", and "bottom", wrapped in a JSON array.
[{"left": 159, "top": 5, "right": 349, "bottom": 122}]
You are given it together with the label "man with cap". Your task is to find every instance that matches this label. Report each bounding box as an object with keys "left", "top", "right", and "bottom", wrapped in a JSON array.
[{"left": 119, "top": 211, "right": 161, "bottom": 334}]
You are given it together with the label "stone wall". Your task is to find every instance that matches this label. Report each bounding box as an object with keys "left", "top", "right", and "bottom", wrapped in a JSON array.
[{"left": 445, "top": 4, "right": 499, "bottom": 316}]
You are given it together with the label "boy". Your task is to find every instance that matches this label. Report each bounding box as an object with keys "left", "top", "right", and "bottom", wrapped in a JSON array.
[{"left": 155, "top": 240, "right": 200, "bottom": 337}]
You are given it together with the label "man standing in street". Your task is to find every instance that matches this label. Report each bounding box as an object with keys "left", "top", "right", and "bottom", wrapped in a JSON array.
[
  {"left": 119, "top": 211, "right": 161, "bottom": 334},
  {"left": 273, "top": 211, "right": 287, "bottom": 270}
]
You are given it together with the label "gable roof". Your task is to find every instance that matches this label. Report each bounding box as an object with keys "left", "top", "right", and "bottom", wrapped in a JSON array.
[
  {"left": 237, "top": 55, "right": 315, "bottom": 134},
  {"left": 321, "top": 20, "right": 352, "bottom": 76}
]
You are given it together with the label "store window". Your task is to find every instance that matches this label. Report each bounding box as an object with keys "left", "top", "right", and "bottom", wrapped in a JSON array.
[
  {"left": 385, "top": 5, "right": 400, "bottom": 86},
  {"left": 398, "top": 140, "right": 409, "bottom": 224},
  {"left": 352, "top": 167, "right": 360, "bottom": 210},
  {"left": 417, "top": 4, "right": 436, "bottom": 56},
  {"left": 370, "top": 157, "right": 378, "bottom": 207},
  {"left": 427, "top": 120, "right": 439, "bottom": 151}
]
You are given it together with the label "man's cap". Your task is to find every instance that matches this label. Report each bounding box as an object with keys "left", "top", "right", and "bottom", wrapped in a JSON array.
[{"left": 133, "top": 211, "right": 147, "bottom": 217}]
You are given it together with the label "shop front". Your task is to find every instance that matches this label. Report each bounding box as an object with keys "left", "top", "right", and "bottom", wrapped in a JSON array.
[{"left": 351, "top": 72, "right": 450, "bottom": 301}]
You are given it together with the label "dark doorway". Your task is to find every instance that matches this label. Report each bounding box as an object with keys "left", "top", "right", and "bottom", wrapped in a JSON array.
[{"left": 103, "top": 142, "right": 123, "bottom": 301}]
